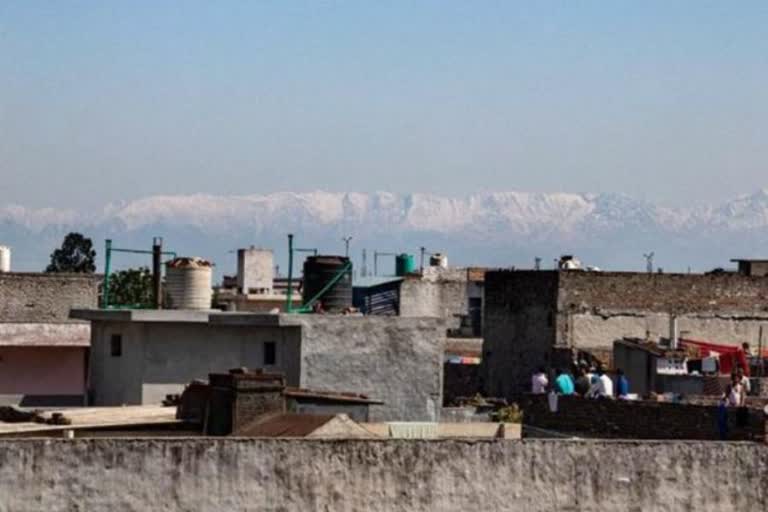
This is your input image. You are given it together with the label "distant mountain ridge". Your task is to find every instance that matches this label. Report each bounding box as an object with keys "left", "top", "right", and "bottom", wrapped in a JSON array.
[{"left": 3, "top": 189, "right": 768, "bottom": 274}]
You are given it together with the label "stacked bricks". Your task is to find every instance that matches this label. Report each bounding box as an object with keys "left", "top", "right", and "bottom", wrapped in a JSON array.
[{"left": 520, "top": 394, "right": 767, "bottom": 442}]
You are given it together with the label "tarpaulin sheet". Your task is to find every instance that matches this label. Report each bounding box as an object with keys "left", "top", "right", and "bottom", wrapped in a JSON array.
[{"left": 679, "top": 339, "right": 749, "bottom": 377}]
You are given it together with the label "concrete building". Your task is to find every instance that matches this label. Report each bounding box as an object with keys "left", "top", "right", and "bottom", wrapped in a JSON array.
[
  {"left": 732, "top": 258, "right": 768, "bottom": 277},
  {"left": 400, "top": 267, "right": 485, "bottom": 336},
  {"left": 71, "top": 310, "right": 445, "bottom": 421},
  {"left": 482, "top": 270, "right": 768, "bottom": 398},
  {"left": 216, "top": 248, "right": 300, "bottom": 313},
  {"left": 353, "top": 266, "right": 486, "bottom": 336},
  {"left": 0, "top": 272, "right": 99, "bottom": 405},
  {"left": 237, "top": 247, "right": 274, "bottom": 294}
]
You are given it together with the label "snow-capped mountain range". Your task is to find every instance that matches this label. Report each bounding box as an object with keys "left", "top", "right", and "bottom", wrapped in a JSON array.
[{"left": 3, "top": 189, "right": 768, "bottom": 274}]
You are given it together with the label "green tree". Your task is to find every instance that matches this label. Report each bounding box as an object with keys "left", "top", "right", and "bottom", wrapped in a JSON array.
[
  {"left": 106, "top": 267, "right": 154, "bottom": 307},
  {"left": 46, "top": 232, "right": 97, "bottom": 273}
]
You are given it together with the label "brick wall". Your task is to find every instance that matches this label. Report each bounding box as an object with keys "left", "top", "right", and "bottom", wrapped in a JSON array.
[
  {"left": 206, "top": 371, "right": 286, "bottom": 435},
  {"left": 521, "top": 394, "right": 766, "bottom": 442},
  {"left": 558, "top": 271, "right": 768, "bottom": 314},
  {"left": 0, "top": 273, "right": 100, "bottom": 322}
]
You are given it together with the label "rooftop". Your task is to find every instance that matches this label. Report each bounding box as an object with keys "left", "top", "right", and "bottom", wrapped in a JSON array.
[
  {"left": 235, "top": 413, "right": 336, "bottom": 437},
  {"left": 352, "top": 276, "right": 403, "bottom": 288},
  {"left": 0, "top": 405, "right": 178, "bottom": 436},
  {"left": 70, "top": 309, "right": 441, "bottom": 327},
  {"left": 234, "top": 412, "right": 377, "bottom": 438},
  {"left": 284, "top": 387, "right": 384, "bottom": 405}
]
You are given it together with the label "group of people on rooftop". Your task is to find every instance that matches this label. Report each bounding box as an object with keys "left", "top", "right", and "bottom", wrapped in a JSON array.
[{"left": 531, "top": 364, "right": 629, "bottom": 399}]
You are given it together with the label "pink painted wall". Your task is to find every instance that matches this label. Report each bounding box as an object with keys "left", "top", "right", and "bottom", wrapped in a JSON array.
[{"left": 0, "top": 347, "right": 85, "bottom": 395}]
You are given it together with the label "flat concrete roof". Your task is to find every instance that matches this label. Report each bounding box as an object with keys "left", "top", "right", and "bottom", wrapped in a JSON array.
[
  {"left": 0, "top": 405, "right": 178, "bottom": 436},
  {"left": 70, "top": 309, "right": 215, "bottom": 323},
  {"left": 70, "top": 309, "right": 300, "bottom": 326},
  {"left": 70, "top": 309, "right": 442, "bottom": 327}
]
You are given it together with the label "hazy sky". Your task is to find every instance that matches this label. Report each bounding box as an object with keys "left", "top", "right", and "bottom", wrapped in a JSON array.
[{"left": 1, "top": 1, "right": 767, "bottom": 209}]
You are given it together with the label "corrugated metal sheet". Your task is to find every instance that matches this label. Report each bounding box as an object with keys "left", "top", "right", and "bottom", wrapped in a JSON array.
[
  {"left": 284, "top": 387, "right": 383, "bottom": 405},
  {"left": 235, "top": 413, "right": 335, "bottom": 437},
  {"left": 353, "top": 279, "right": 401, "bottom": 316}
]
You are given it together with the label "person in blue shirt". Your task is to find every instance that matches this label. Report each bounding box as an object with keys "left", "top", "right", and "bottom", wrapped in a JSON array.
[
  {"left": 554, "top": 368, "right": 575, "bottom": 395},
  {"left": 616, "top": 368, "right": 630, "bottom": 398}
]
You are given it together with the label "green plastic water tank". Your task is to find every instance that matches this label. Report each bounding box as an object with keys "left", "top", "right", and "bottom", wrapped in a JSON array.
[{"left": 395, "top": 253, "right": 416, "bottom": 276}]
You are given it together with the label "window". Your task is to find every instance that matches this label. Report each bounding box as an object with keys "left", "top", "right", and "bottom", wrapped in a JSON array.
[
  {"left": 263, "top": 341, "right": 276, "bottom": 366},
  {"left": 110, "top": 334, "right": 122, "bottom": 357}
]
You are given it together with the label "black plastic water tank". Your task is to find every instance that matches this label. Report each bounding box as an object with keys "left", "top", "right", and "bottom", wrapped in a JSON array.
[{"left": 302, "top": 255, "right": 353, "bottom": 312}]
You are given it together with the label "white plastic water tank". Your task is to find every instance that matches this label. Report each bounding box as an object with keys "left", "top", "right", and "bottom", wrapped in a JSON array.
[
  {"left": 165, "top": 257, "right": 213, "bottom": 310},
  {"left": 429, "top": 253, "right": 448, "bottom": 268},
  {"left": 0, "top": 246, "right": 10, "bottom": 273}
]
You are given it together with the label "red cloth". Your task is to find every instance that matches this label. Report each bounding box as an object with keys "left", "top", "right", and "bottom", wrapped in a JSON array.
[{"left": 679, "top": 339, "right": 750, "bottom": 377}]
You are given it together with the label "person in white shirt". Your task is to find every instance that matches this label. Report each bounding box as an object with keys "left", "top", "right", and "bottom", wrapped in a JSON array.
[
  {"left": 599, "top": 370, "right": 614, "bottom": 398},
  {"left": 736, "top": 367, "right": 751, "bottom": 398},
  {"left": 587, "top": 368, "right": 614, "bottom": 398},
  {"left": 727, "top": 379, "right": 743, "bottom": 407},
  {"left": 531, "top": 367, "right": 548, "bottom": 394}
]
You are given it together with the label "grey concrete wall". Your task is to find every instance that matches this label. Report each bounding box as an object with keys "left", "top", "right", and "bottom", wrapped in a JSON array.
[
  {"left": 89, "top": 322, "right": 145, "bottom": 405},
  {"left": 237, "top": 248, "right": 274, "bottom": 294},
  {"left": 0, "top": 438, "right": 765, "bottom": 512},
  {"left": 89, "top": 322, "right": 302, "bottom": 405},
  {"left": 291, "top": 316, "right": 445, "bottom": 421},
  {"left": 0, "top": 273, "right": 99, "bottom": 322},
  {"left": 570, "top": 311, "right": 768, "bottom": 350},
  {"left": 399, "top": 269, "right": 471, "bottom": 331}
]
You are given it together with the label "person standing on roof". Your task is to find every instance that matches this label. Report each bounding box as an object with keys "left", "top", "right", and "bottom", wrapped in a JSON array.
[
  {"left": 616, "top": 368, "right": 630, "bottom": 399},
  {"left": 588, "top": 367, "right": 614, "bottom": 398},
  {"left": 554, "top": 368, "right": 575, "bottom": 395},
  {"left": 736, "top": 366, "right": 751, "bottom": 398},
  {"left": 531, "top": 367, "right": 549, "bottom": 394},
  {"left": 726, "top": 374, "right": 743, "bottom": 407},
  {"left": 574, "top": 366, "right": 591, "bottom": 396}
]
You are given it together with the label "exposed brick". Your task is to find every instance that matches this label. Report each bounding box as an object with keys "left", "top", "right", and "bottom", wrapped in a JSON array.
[
  {"left": 0, "top": 273, "right": 100, "bottom": 323},
  {"left": 521, "top": 394, "right": 766, "bottom": 442}
]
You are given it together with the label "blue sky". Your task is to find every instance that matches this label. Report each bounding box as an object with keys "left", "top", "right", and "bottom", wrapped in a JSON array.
[{"left": 1, "top": 1, "right": 767, "bottom": 208}]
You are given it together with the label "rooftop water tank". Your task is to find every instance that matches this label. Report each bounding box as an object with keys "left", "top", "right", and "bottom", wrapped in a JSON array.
[
  {"left": 165, "top": 257, "right": 213, "bottom": 310},
  {"left": 0, "top": 246, "right": 9, "bottom": 273},
  {"left": 429, "top": 253, "right": 448, "bottom": 269},
  {"left": 395, "top": 253, "right": 416, "bottom": 276},
  {"left": 302, "top": 255, "right": 352, "bottom": 312}
]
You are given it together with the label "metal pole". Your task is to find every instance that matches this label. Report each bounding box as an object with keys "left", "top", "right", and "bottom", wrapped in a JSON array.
[
  {"left": 342, "top": 236, "right": 352, "bottom": 257},
  {"left": 420, "top": 247, "right": 426, "bottom": 274},
  {"left": 103, "top": 239, "right": 112, "bottom": 309},
  {"left": 374, "top": 251, "right": 378, "bottom": 276},
  {"left": 152, "top": 237, "right": 163, "bottom": 309},
  {"left": 759, "top": 325, "right": 764, "bottom": 377},
  {"left": 286, "top": 234, "right": 294, "bottom": 313}
]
